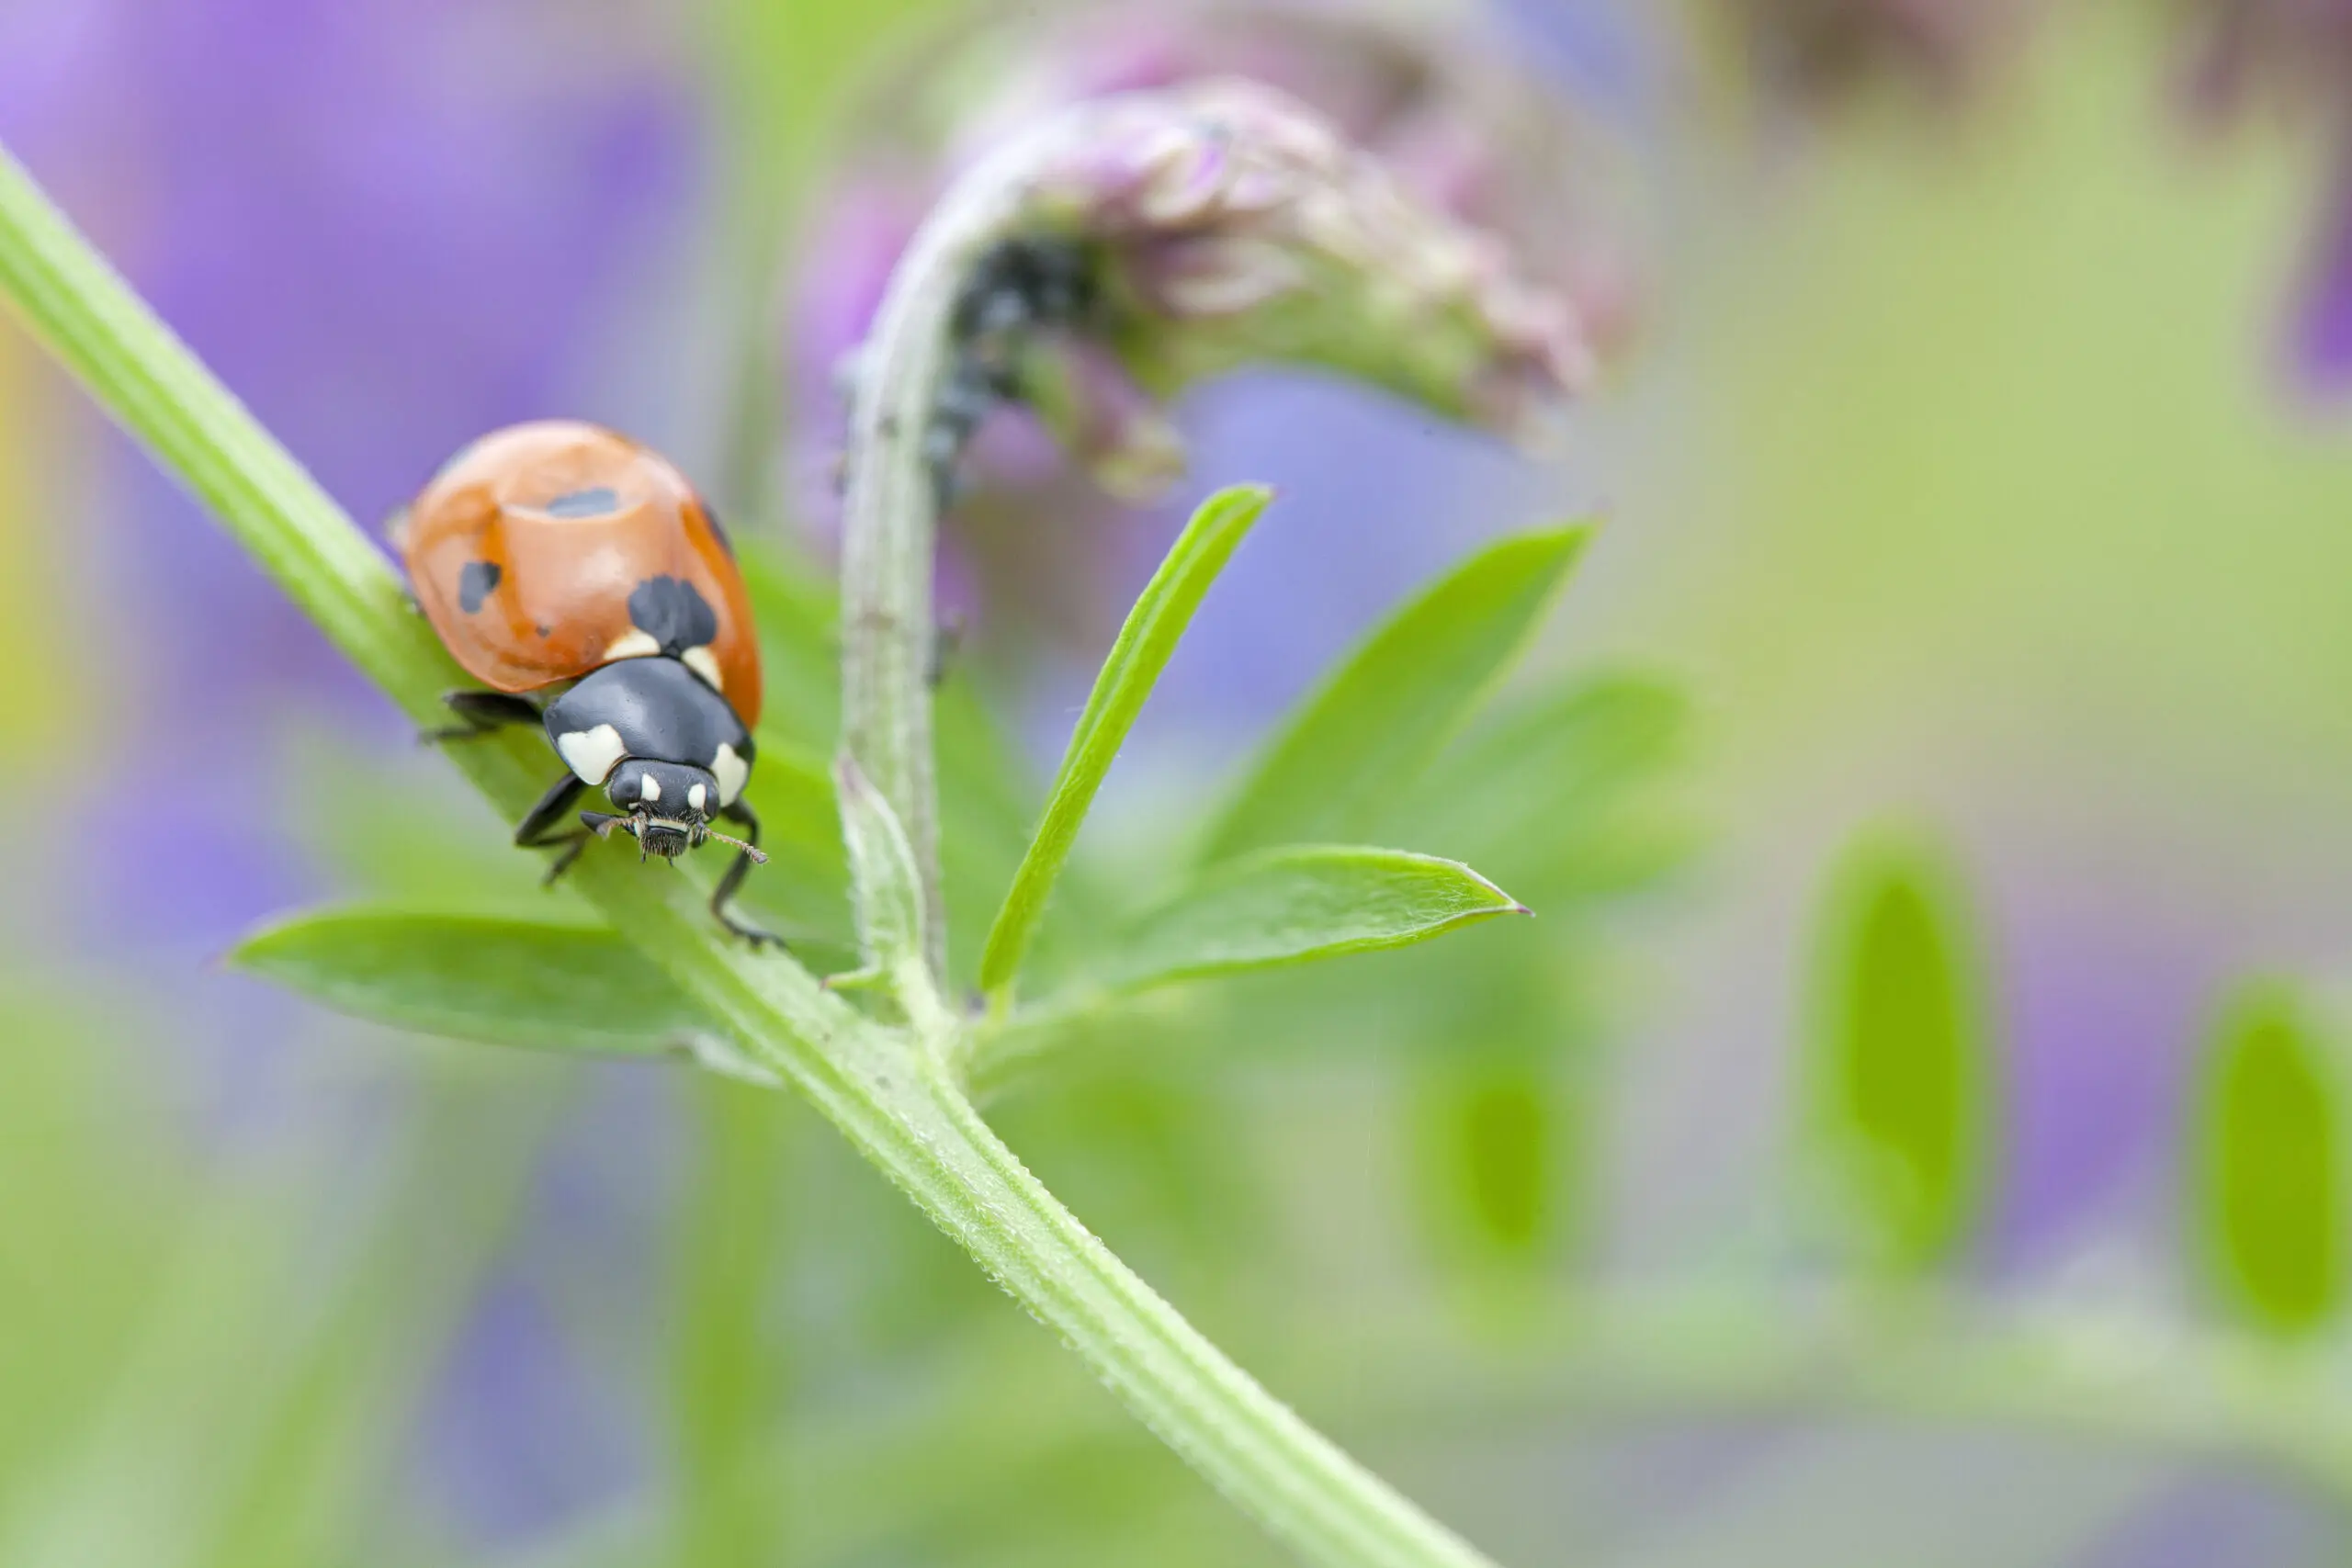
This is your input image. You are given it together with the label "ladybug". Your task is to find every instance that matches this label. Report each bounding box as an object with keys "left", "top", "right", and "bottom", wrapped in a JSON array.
[{"left": 392, "top": 420, "right": 778, "bottom": 945}]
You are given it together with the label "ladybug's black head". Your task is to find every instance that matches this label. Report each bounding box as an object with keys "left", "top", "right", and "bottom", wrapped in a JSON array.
[{"left": 601, "top": 758, "right": 720, "bottom": 861}]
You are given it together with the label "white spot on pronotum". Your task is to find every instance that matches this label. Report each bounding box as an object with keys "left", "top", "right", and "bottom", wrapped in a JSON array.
[
  {"left": 557, "top": 724, "right": 627, "bottom": 785},
  {"left": 683, "top": 645, "right": 723, "bottom": 691},
  {"left": 710, "top": 743, "right": 749, "bottom": 807},
  {"left": 687, "top": 782, "right": 707, "bottom": 812},
  {"left": 639, "top": 772, "right": 661, "bottom": 803},
  {"left": 604, "top": 628, "right": 661, "bottom": 661}
]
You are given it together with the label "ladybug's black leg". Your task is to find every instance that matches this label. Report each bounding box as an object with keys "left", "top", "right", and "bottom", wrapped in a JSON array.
[
  {"left": 709, "top": 800, "right": 785, "bottom": 951},
  {"left": 423, "top": 690, "right": 542, "bottom": 746},
  {"left": 513, "top": 772, "right": 592, "bottom": 886}
]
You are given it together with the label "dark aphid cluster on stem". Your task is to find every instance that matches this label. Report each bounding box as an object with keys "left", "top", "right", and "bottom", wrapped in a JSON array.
[{"left": 926, "top": 234, "right": 1099, "bottom": 503}]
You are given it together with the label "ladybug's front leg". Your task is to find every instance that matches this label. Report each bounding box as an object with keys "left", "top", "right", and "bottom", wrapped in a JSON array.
[
  {"left": 422, "top": 690, "right": 542, "bottom": 746},
  {"left": 709, "top": 800, "right": 786, "bottom": 951},
  {"left": 513, "top": 772, "right": 592, "bottom": 886}
]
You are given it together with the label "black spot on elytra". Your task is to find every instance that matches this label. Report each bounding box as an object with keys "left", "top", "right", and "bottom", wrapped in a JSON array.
[
  {"left": 535, "top": 623, "right": 553, "bottom": 638},
  {"left": 458, "top": 560, "right": 501, "bottom": 615},
  {"left": 628, "top": 575, "right": 718, "bottom": 658},
  {"left": 545, "top": 485, "right": 620, "bottom": 518}
]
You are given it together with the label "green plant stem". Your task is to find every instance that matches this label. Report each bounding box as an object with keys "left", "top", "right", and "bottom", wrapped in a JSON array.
[
  {"left": 0, "top": 141, "right": 1495, "bottom": 1568},
  {"left": 834, "top": 106, "right": 1102, "bottom": 985}
]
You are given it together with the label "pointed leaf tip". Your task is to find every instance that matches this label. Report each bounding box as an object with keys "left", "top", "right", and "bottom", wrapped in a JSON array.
[{"left": 1094, "top": 845, "right": 1524, "bottom": 996}]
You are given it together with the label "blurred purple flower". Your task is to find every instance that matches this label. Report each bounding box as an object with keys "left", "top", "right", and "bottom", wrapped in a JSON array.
[
  {"left": 2177, "top": 0, "right": 2352, "bottom": 117},
  {"left": 2297, "top": 152, "right": 2352, "bottom": 393},
  {"left": 415, "top": 1275, "right": 647, "bottom": 1547},
  {"left": 0, "top": 0, "right": 697, "bottom": 943},
  {"left": 2172, "top": 0, "right": 2352, "bottom": 396},
  {"left": 1706, "top": 0, "right": 2039, "bottom": 107}
]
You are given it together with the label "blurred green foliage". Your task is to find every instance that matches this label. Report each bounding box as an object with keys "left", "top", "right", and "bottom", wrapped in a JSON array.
[
  {"left": 1201, "top": 527, "right": 1591, "bottom": 862},
  {"left": 16, "top": 5, "right": 2352, "bottom": 1564},
  {"left": 1804, "top": 833, "right": 1994, "bottom": 1274},
  {"left": 2194, "top": 982, "right": 2346, "bottom": 1337}
]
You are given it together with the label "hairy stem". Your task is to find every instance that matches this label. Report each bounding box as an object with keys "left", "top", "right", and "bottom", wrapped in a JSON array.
[
  {"left": 834, "top": 107, "right": 1100, "bottom": 985},
  {"left": 0, "top": 139, "right": 1497, "bottom": 1568}
]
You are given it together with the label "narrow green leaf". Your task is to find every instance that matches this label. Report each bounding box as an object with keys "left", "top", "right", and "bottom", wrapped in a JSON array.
[
  {"left": 1098, "top": 846, "right": 1525, "bottom": 995},
  {"left": 836, "top": 753, "right": 925, "bottom": 975},
  {"left": 981, "top": 485, "right": 1272, "bottom": 1000},
  {"left": 231, "top": 908, "right": 711, "bottom": 1056},
  {"left": 2194, "top": 980, "right": 2346, "bottom": 1337},
  {"left": 1199, "top": 525, "right": 1592, "bottom": 864},
  {"left": 1804, "top": 833, "right": 1995, "bottom": 1273}
]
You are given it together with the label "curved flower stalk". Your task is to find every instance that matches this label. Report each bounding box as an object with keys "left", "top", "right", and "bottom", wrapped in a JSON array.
[
  {"left": 835, "top": 82, "right": 1595, "bottom": 977},
  {"left": 785, "top": 0, "right": 1632, "bottom": 654}
]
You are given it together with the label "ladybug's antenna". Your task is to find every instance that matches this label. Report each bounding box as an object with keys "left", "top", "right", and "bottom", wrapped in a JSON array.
[
  {"left": 581, "top": 808, "right": 766, "bottom": 865},
  {"left": 698, "top": 824, "right": 768, "bottom": 863}
]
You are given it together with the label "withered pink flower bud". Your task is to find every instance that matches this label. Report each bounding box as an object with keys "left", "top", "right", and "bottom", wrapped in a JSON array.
[
  {"left": 2177, "top": 0, "right": 2352, "bottom": 120},
  {"left": 2169, "top": 0, "right": 2352, "bottom": 395},
  {"left": 998, "top": 79, "right": 1594, "bottom": 478},
  {"left": 784, "top": 0, "right": 1632, "bottom": 649},
  {"left": 1710, "top": 0, "right": 2038, "bottom": 106}
]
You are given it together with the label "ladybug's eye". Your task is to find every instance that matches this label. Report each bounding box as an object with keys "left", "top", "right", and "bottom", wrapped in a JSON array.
[{"left": 605, "top": 762, "right": 650, "bottom": 807}]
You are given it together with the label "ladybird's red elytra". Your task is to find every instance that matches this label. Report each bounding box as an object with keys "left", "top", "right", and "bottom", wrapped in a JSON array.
[
  {"left": 400, "top": 420, "right": 781, "bottom": 949},
  {"left": 401, "top": 420, "right": 763, "bottom": 724}
]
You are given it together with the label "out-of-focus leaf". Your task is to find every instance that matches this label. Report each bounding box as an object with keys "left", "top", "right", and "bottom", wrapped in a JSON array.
[
  {"left": 982, "top": 486, "right": 1271, "bottom": 1000},
  {"left": 1388, "top": 669, "right": 1695, "bottom": 908},
  {"left": 738, "top": 737, "right": 854, "bottom": 947},
  {"left": 1425, "top": 1066, "right": 1560, "bottom": 1261},
  {"left": 0, "top": 994, "right": 187, "bottom": 1490},
  {"left": 738, "top": 537, "right": 842, "bottom": 749},
  {"left": 938, "top": 671, "right": 1049, "bottom": 990},
  {"left": 672, "top": 1075, "right": 796, "bottom": 1568},
  {"left": 1198, "top": 525, "right": 1593, "bottom": 863},
  {"left": 1804, "top": 833, "right": 1994, "bottom": 1273},
  {"left": 231, "top": 908, "right": 709, "bottom": 1056},
  {"left": 191, "top": 1070, "right": 560, "bottom": 1568},
  {"left": 2193, "top": 980, "right": 2346, "bottom": 1337},
  {"left": 1095, "top": 847, "right": 1525, "bottom": 996}
]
